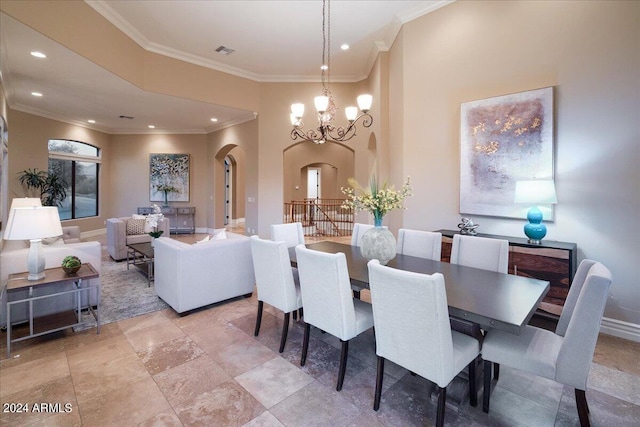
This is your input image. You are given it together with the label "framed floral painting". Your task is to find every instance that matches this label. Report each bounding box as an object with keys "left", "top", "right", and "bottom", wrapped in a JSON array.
[
  {"left": 149, "top": 153, "right": 190, "bottom": 203},
  {"left": 459, "top": 87, "right": 554, "bottom": 219}
]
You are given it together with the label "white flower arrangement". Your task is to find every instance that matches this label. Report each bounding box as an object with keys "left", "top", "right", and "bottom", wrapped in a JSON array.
[{"left": 341, "top": 174, "right": 412, "bottom": 223}]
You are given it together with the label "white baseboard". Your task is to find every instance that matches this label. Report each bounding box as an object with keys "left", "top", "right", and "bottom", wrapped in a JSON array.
[{"left": 600, "top": 317, "right": 640, "bottom": 343}]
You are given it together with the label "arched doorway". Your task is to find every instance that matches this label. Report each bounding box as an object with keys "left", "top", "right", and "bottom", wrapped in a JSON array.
[{"left": 214, "top": 146, "right": 246, "bottom": 231}]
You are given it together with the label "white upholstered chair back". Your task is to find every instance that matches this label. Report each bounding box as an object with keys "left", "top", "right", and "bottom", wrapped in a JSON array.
[
  {"left": 250, "top": 235, "right": 301, "bottom": 314},
  {"left": 396, "top": 229, "right": 442, "bottom": 260},
  {"left": 555, "top": 261, "right": 612, "bottom": 389},
  {"left": 294, "top": 245, "right": 358, "bottom": 340},
  {"left": 555, "top": 259, "right": 597, "bottom": 336},
  {"left": 450, "top": 234, "right": 509, "bottom": 273},
  {"left": 481, "top": 259, "right": 612, "bottom": 423},
  {"left": 350, "top": 223, "right": 375, "bottom": 247},
  {"left": 368, "top": 260, "right": 457, "bottom": 387},
  {"left": 270, "top": 222, "right": 305, "bottom": 248}
]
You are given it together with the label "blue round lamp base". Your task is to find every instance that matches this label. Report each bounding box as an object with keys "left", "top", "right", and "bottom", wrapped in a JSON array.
[
  {"left": 524, "top": 206, "right": 547, "bottom": 244},
  {"left": 524, "top": 223, "right": 547, "bottom": 244}
]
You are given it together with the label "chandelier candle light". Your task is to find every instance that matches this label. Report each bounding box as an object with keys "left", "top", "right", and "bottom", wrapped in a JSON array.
[{"left": 290, "top": 0, "right": 373, "bottom": 144}]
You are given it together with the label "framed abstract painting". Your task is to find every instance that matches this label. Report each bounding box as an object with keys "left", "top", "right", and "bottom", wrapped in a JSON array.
[
  {"left": 459, "top": 87, "right": 554, "bottom": 220},
  {"left": 149, "top": 153, "right": 190, "bottom": 204}
]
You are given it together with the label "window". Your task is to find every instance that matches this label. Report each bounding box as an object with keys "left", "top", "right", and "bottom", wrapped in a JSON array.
[{"left": 48, "top": 140, "right": 100, "bottom": 220}]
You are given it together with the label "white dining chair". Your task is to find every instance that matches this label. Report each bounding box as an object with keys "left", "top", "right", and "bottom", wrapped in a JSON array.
[
  {"left": 250, "top": 236, "right": 303, "bottom": 353},
  {"left": 449, "top": 233, "right": 509, "bottom": 338},
  {"left": 294, "top": 244, "right": 375, "bottom": 391},
  {"left": 482, "top": 260, "right": 612, "bottom": 427},
  {"left": 450, "top": 233, "right": 509, "bottom": 273},
  {"left": 270, "top": 222, "right": 305, "bottom": 248},
  {"left": 350, "top": 223, "right": 375, "bottom": 247},
  {"left": 368, "top": 259, "right": 480, "bottom": 427},
  {"left": 396, "top": 229, "right": 442, "bottom": 260}
]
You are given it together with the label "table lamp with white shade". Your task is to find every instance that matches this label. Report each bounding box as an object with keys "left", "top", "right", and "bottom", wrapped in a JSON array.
[
  {"left": 9, "top": 197, "right": 42, "bottom": 209},
  {"left": 3, "top": 206, "right": 63, "bottom": 280},
  {"left": 514, "top": 180, "right": 557, "bottom": 244}
]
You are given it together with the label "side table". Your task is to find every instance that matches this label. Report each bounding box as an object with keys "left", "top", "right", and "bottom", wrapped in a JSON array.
[{"left": 4, "top": 263, "right": 100, "bottom": 358}]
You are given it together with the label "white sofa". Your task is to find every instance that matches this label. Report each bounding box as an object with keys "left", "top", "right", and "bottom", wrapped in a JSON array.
[
  {"left": 0, "top": 239, "right": 101, "bottom": 328},
  {"left": 106, "top": 216, "right": 170, "bottom": 261},
  {"left": 153, "top": 233, "right": 255, "bottom": 314}
]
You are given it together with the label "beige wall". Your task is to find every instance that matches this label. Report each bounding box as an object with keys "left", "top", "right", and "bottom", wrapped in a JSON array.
[
  {"left": 283, "top": 142, "right": 354, "bottom": 203},
  {"left": 108, "top": 133, "right": 208, "bottom": 228},
  {"left": 6, "top": 110, "right": 111, "bottom": 232},
  {"left": 208, "top": 119, "right": 258, "bottom": 232},
  {"left": 392, "top": 0, "right": 640, "bottom": 325}
]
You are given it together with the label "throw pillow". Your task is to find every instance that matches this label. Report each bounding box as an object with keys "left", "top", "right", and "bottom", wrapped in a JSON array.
[
  {"left": 131, "top": 213, "right": 154, "bottom": 233},
  {"left": 42, "top": 236, "right": 64, "bottom": 246},
  {"left": 213, "top": 229, "right": 227, "bottom": 240},
  {"left": 126, "top": 218, "right": 146, "bottom": 235},
  {"left": 194, "top": 235, "right": 211, "bottom": 245}
]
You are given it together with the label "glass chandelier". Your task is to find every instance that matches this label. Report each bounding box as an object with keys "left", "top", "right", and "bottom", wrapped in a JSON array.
[{"left": 290, "top": 0, "right": 373, "bottom": 144}]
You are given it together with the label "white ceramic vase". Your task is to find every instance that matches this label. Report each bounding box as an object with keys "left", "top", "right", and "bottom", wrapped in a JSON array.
[{"left": 360, "top": 223, "right": 396, "bottom": 266}]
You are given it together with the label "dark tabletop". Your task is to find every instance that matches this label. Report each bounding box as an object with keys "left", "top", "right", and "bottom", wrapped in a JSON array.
[{"left": 289, "top": 241, "right": 549, "bottom": 335}]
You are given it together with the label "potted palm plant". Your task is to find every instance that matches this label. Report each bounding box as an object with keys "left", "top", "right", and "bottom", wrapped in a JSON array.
[{"left": 18, "top": 168, "right": 68, "bottom": 207}]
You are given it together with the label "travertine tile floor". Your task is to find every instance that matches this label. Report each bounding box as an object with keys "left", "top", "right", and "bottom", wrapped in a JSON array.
[{"left": 1, "top": 231, "right": 638, "bottom": 426}]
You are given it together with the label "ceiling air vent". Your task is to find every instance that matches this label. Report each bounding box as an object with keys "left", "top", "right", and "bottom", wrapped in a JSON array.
[
  {"left": 119, "top": 115, "right": 134, "bottom": 119},
  {"left": 215, "top": 46, "right": 235, "bottom": 55}
]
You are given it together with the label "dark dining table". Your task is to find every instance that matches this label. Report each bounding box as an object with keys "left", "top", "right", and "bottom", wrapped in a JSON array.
[{"left": 289, "top": 241, "right": 549, "bottom": 335}]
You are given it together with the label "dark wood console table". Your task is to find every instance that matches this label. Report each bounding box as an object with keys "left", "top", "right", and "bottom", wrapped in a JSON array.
[{"left": 435, "top": 229, "right": 577, "bottom": 319}]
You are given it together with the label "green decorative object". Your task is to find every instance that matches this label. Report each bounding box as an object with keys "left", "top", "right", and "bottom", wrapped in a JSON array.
[{"left": 61, "top": 255, "right": 81, "bottom": 275}]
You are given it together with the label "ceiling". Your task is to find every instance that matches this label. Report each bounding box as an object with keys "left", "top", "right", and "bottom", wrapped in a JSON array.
[{"left": 0, "top": 1, "right": 451, "bottom": 134}]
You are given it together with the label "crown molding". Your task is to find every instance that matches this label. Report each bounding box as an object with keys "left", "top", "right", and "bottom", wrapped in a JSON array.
[{"left": 85, "top": 0, "right": 454, "bottom": 84}]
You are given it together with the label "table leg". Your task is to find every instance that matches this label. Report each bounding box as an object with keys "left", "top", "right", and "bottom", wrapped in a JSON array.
[
  {"left": 148, "top": 259, "right": 153, "bottom": 287},
  {"left": 6, "top": 302, "right": 11, "bottom": 359}
]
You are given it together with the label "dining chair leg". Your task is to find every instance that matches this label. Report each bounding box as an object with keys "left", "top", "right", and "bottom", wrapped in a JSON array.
[
  {"left": 373, "top": 356, "right": 385, "bottom": 411},
  {"left": 493, "top": 362, "right": 500, "bottom": 380},
  {"left": 298, "top": 308, "right": 303, "bottom": 319},
  {"left": 483, "top": 359, "right": 492, "bottom": 413},
  {"left": 575, "top": 389, "right": 591, "bottom": 427},
  {"left": 300, "top": 322, "right": 311, "bottom": 366},
  {"left": 254, "top": 301, "right": 263, "bottom": 337},
  {"left": 336, "top": 340, "right": 349, "bottom": 391},
  {"left": 353, "top": 290, "right": 361, "bottom": 299},
  {"left": 292, "top": 311, "right": 297, "bottom": 321},
  {"left": 468, "top": 360, "right": 477, "bottom": 407},
  {"left": 436, "top": 386, "right": 447, "bottom": 427},
  {"left": 279, "top": 312, "right": 290, "bottom": 353}
]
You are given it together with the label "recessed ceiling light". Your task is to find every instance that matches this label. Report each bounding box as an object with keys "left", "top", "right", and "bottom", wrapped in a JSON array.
[
  {"left": 320, "top": 64, "right": 328, "bottom": 70},
  {"left": 88, "top": 119, "right": 96, "bottom": 124},
  {"left": 341, "top": 44, "right": 349, "bottom": 50},
  {"left": 148, "top": 125, "right": 155, "bottom": 129},
  {"left": 31, "top": 92, "right": 43, "bottom": 97},
  {"left": 30, "top": 51, "right": 46, "bottom": 58},
  {"left": 210, "top": 118, "right": 218, "bottom": 122}
]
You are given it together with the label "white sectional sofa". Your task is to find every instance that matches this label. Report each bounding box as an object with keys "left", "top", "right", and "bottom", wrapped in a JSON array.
[
  {"left": 106, "top": 216, "right": 170, "bottom": 261},
  {"left": 0, "top": 238, "right": 101, "bottom": 328},
  {"left": 153, "top": 232, "right": 255, "bottom": 314}
]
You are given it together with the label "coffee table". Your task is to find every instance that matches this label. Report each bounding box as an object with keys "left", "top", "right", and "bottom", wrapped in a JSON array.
[{"left": 127, "top": 242, "right": 154, "bottom": 286}]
